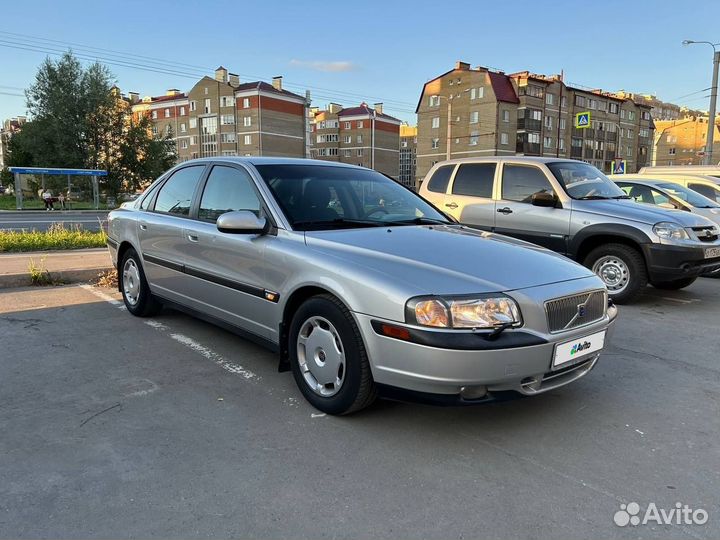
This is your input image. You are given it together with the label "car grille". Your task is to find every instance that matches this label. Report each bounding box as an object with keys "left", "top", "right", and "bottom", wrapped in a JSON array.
[
  {"left": 691, "top": 226, "right": 719, "bottom": 243},
  {"left": 545, "top": 289, "right": 607, "bottom": 333}
]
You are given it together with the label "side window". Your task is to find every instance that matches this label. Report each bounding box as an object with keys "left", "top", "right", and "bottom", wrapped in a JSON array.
[
  {"left": 139, "top": 183, "right": 161, "bottom": 210},
  {"left": 651, "top": 189, "right": 672, "bottom": 206},
  {"left": 625, "top": 184, "right": 656, "bottom": 205},
  {"left": 501, "top": 165, "right": 554, "bottom": 203},
  {"left": 426, "top": 166, "right": 454, "bottom": 193},
  {"left": 689, "top": 183, "right": 720, "bottom": 203},
  {"left": 199, "top": 166, "right": 261, "bottom": 222},
  {"left": 451, "top": 164, "right": 496, "bottom": 198},
  {"left": 154, "top": 166, "right": 205, "bottom": 215}
]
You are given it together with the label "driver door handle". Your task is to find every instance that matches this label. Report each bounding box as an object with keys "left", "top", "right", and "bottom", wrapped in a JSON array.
[
  {"left": 445, "top": 202, "right": 458, "bottom": 209},
  {"left": 497, "top": 207, "right": 513, "bottom": 215}
]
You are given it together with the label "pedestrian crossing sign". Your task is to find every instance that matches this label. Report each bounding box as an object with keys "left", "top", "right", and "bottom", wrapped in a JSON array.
[
  {"left": 575, "top": 111, "right": 591, "bottom": 129},
  {"left": 612, "top": 160, "right": 627, "bottom": 174}
]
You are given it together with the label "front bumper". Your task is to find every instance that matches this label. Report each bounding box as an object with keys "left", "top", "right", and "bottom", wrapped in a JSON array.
[
  {"left": 355, "top": 299, "right": 617, "bottom": 399},
  {"left": 642, "top": 243, "right": 720, "bottom": 282}
]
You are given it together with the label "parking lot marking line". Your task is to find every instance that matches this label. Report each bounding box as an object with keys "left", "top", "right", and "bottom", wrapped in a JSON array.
[
  {"left": 79, "top": 284, "right": 125, "bottom": 309},
  {"left": 168, "top": 332, "right": 258, "bottom": 380},
  {"left": 659, "top": 296, "right": 696, "bottom": 304},
  {"left": 144, "top": 320, "right": 170, "bottom": 330}
]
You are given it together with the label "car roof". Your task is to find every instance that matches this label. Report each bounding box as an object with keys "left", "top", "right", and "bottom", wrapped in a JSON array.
[
  {"left": 431, "top": 156, "right": 578, "bottom": 166},
  {"left": 175, "top": 156, "right": 362, "bottom": 169}
]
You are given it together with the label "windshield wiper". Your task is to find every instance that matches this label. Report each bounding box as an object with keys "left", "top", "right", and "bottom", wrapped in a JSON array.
[
  {"left": 384, "top": 217, "right": 450, "bottom": 226},
  {"left": 611, "top": 195, "right": 632, "bottom": 199},
  {"left": 293, "top": 218, "right": 387, "bottom": 230},
  {"left": 576, "top": 195, "right": 611, "bottom": 200}
]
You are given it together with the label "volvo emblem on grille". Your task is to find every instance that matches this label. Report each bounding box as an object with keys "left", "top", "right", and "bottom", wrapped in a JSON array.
[
  {"left": 563, "top": 294, "right": 593, "bottom": 329},
  {"left": 577, "top": 304, "right": 587, "bottom": 318}
]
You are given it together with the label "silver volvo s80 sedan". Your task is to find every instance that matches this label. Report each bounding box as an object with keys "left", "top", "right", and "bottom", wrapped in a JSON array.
[{"left": 107, "top": 158, "right": 617, "bottom": 414}]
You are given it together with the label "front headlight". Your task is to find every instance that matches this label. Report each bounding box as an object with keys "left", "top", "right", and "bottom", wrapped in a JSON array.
[
  {"left": 653, "top": 221, "right": 690, "bottom": 240},
  {"left": 407, "top": 295, "right": 522, "bottom": 329}
]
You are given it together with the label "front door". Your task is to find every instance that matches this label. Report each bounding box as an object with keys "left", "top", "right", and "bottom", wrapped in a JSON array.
[
  {"left": 181, "top": 164, "right": 279, "bottom": 340},
  {"left": 493, "top": 163, "right": 571, "bottom": 253}
]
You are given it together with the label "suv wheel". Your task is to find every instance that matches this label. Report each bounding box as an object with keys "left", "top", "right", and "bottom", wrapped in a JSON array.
[
  {"left": 584, "top": 243, "right": 648, "bottom": 304},
  {"left": 120, "top": 248, "right": 162, "bottom": 316},
  {"left": 651, "top": 277, "right": 697, "bottom": 290},
  {"left": 289, "top": 294, "right": 377, "bottom": 415}
]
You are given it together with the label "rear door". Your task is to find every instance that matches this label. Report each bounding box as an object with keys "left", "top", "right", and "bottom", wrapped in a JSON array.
[
  {"left": 138, "top": 164, "right": 207, "bottom": 302},
  {"left": 494, "top": 162, "right": 571, "bottom": 253},
  {"left": 687, "top": 181, "right": 720, "bottom": 204},
  {"left": 443, "top": 162, "right": 497, "bottom": 229},
  {"left": 420, "top": 164, "right": 455, "bottom": 211}
]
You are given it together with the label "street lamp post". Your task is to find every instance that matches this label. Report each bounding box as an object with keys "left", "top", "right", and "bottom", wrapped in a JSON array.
[{"left": 683, "top": 40, "right": 720, "bottom": 165}]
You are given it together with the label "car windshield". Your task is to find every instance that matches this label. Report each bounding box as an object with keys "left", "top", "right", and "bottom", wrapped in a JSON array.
[
  {"left": 656, "top": 182, "right": 720, "bottom": 208},
  {"left": 547, "top": 162, "right": 628, "bottom": 200},
  {"left": 255, "top": 164, "right": 450, "bottom": 230}
]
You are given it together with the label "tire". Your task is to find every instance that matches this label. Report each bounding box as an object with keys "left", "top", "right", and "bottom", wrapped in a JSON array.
[
  {"left": 119, "top": 248, "right": 162, "bottom": 317},
  {"left": 651, "top": 277, "right": 697, "bottom": 290},
  {"left": 288, "top": 294, "right": 377, "bottom": 415},
  {"left": 584, "top": 243, "right": 648, "bottom": 305}
]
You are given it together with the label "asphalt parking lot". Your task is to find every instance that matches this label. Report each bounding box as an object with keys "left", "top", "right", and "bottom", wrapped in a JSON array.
[{"left": 1, "top": 280, "right": 719, "bottom": 539}]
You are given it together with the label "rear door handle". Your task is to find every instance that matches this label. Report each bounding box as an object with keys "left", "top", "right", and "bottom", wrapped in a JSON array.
[
  {"left": 445, "top": 202, "right": 458, "bottom": 209},
  {"left": 187, "top": 234, "right": 199, "bottom": 242},
  {"left": 139, "top": 222, "right": 148, "bottom": 230},
  {"left": 497, "top": 207, "right": 513, "bottom": 215}
]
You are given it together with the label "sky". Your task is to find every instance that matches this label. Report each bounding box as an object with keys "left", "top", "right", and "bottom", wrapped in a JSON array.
[{"left": 1, "top": 0, "right": 719, "bottom": 125}]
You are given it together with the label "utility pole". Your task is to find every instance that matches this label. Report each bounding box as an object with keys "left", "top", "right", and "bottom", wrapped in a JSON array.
[{"left": 683, "top": 40, "right": 720, "bottom": 165}]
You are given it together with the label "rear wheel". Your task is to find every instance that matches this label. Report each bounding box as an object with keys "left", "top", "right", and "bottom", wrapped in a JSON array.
[
  {"left": 584, "top": 243, "right": 648, "bottom": 304},
  {"left": 289, "top": 294, "right": 376, "bottom": 415},
  {"left": 651, "top": 277, "right": 697, "bottom": 290},
  {"left": 120, "top": 248, "right": 162, "bottom": 316}
]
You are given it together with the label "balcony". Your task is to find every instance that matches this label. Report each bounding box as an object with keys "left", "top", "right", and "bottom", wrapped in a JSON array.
[
  {"left": 605, "top": 131, "right": 617, "bottom": 142},
  {"left": 570, "top": 147, "right": 583, "bottom": 158},
  {"left": 518, "top": 118, "right": 542, "bottom": 131},
  {"left": 516, "top": 142, "right": 541, "bottom": 155}
]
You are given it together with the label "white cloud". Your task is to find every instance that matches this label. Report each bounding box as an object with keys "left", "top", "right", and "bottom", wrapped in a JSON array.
[{"left": 289, "top": 59, "right": 357, "bottom": 72}]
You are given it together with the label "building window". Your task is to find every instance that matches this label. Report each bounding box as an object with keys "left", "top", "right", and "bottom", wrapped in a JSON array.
[
  {"left": 243, "top": 98, "right": 250, "bottom": 108},
  {"left": 500, "top": 132, "right": 509, "bottom": 145},
  {"left": 470, "top": 87, "right": 484, "bottom": 100},
  {"left": 609, "top": 103, "right": 619, "bottom": 114},
  {"left": 588, "top": 99, "right": 597, "bottom": 110},
  {"left": 343, "top": 149, "right": 351, "bottom": 157},
  {"left": 221, "top": 133, "right": 236, "bottom": 143},
  {"left": 545, "top": 93, "right": 555, "bottom": 105},
  {"left": 669, "top": 148, "right": 676, "bottom": 155},
  {"left": 502, "top": 110, "right": 510, "bottom": 123},
  {"left": 221, "top": 96, "right": 233, "bottom": 107},
  {"left": 629, "top": 111, "right": 636, "bottom": 121},
  {"left": 526, "top": 85, "right": 543, "bottom": 98},
  {"left": 528, "top": 132, "right": 540, "bottom": 144},
  {"left": 180, "top": 106, "right": 186, "bottom": 116},
  {"left": 164, "top": 108, "right": 170, "bottom": 118},
  {"left": 620, "top": 109, "right": 627, "bottom": 119},
  {"left": 343, "top": 121, "right": 350, "bottom": 129},
  {"left": 204, "top": 87, "right": 208, "bottom": 95},
  {"left": 190, "top": 136, "right": 197, "bottom": 145},
  {"left": 190, "top": 101, "right": 196, "bottom": 111},
  {"left": 559, "top": 118, "right": 566, "bottom": 130},
  {"left": 357, "top": 149, "right": 363, "bottom": 156},
  {"left": 431, "top": 138, "right": 439, "bottom": 149},
  {"left": 429, "top": 95, "right": 440, "bottom": 107},
  {"left": 597, "top": 101, "right": 607, "bottom": 112},
  {"left": 180, "top": 123, "right": 186, "bottom": 133},
  {"left": 574, "top": 95, "right": 586, "bottom": 107},
  {"left": 469, "top": 131, "right": 479, "bottom": 145},
  {"left": 181, "top": 140, "right": 188, "bottom": 149},
  {"left": 203, "top": 99, "right": 211, "bottom": 114},
  {"left": 357, "top": 121, "right": 364, "bottom": 129},
  {"left": 470, "top": 111, "right": 479, "bottom": 124},
  {"left": 626, "top": 145, "right": 632, "bottom": 157},
  {"left": 560, "top": 96, "right": 567, "bottom": 108},
  {"left": 189, "top": 118, "right": 197, "bottom": 129},
  {"left": 152, "top": 125, "right": 158, "bottom": 135},
  {"left": 344, "top": 135, "right": 351, "bottom": 143},
  {"left": 559, "top": 139, "right": 566, "bottom": 151},
  {"left": 639, "top": 128, "right": 649, "bottom": 138},
  {"left": 530, "top": 109, "right": 542, "bottom": 121},
  {"left": 544, "top": 116, "right": 553, "bottom": 129},
  {"left": 221, "top": 114, "right": 235, "bottom": 125},
  {"left": 642, "top": 110, "right": 651, "bottom": 120},
  {"left": 431, "top": 117, "right": 440, "bottom": 129},
  {"left": 243, "top": 116, "right": 252, "bottom": 127},
  {"left": 152, "top": 111, "right": 157, "bottom": 119},
  {"left": 357, "top": 135, "right": 363, "bottom": 143},
  {"left": 543, "top": 136, "right": 553, "bottom": 149},
  {"left": 244, "top": 135, "right": 252, "bottom": 145}
]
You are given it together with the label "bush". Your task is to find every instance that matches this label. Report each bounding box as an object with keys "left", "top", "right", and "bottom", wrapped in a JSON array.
[{"left": 0, "top": 222, "right": 107, "bottom": 252}]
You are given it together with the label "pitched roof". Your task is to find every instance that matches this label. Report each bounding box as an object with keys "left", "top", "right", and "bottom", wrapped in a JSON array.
[
  {"left": 337, "top": 103, "right": 401, "bottom": 122},
  {"left": 488, "top": 72, "right": 519, "bottom": 104},
  {"left": 234, "top": 81, "right": 305, "bottom": 100}
]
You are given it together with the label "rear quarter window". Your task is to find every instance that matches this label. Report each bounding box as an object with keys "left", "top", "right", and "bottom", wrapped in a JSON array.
[{"left": 426, "top": 166, "right": 454, "bottom": 193}]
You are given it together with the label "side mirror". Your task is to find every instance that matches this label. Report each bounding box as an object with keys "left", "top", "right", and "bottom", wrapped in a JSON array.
[
  {"left": 531, "top": 192, "right": 558, "bottom": 208},
  {"left": 216, "top": 211, "right": 268, "bottom": 234}
]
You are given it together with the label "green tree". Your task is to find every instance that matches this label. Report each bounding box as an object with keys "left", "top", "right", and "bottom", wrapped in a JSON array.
[{"left": 117, "top": 115, "right": 177, "bottom": 192}]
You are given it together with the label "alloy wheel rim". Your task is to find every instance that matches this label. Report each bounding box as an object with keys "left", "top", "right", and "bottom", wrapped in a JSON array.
[
  {"left": 122, "top": 259, "right": 141, "bottom": 306},
  {"left": 592, "top": 256, "right": 630, "bottom": 293},
  {"left": 296, "top": 316, "right": 346, "bottom": 397}
]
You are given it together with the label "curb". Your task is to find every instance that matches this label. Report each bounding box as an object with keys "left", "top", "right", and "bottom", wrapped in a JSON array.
[{"left": 0, "top": 266, "right": 113, "bottom": 289}]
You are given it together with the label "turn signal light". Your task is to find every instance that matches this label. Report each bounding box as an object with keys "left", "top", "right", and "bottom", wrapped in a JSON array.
[{"left": 381, "top": 324, "right": 411, "bottom": 341}]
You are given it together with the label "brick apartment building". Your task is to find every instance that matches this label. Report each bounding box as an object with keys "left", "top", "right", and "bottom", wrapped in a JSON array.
[
  {"left": 399, "top": 125, "right": 417, "bottom": 188},
  {"left": 0, "top": 116, "right": 27, "bottom": 169},
  {"left": 416, "top": 61, "right": 656, "bottom": 185},
  {"left": 310, "top": 102, "right": 402, "bottom": 178},
  {"left": 131, "top": 67, "right": 308, "bottom": 162},
  {"left": 652, "top": 116, "right": 720, "bottom": 166}
]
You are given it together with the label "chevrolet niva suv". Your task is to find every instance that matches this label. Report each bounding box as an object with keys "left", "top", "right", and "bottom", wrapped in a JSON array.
[{"left": 420, "top": 157, "right": 720, "bottom": 304}]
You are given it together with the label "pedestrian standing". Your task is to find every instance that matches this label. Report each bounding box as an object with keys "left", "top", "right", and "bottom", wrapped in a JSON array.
[{"left": 58, "top": 192, "right": 65, "bottom": 210}]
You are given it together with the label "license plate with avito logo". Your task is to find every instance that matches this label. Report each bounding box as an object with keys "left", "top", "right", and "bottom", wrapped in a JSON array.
[
  {"left": 553, "top": 330, "right": 606, "bottom": 368},
  {"left": 705, "top": 247, "right": 720, "bottom": 259}
]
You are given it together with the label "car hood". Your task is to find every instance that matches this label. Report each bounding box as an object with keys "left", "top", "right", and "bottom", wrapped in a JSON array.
[
  {"left": 304, "top": 225, "right": 595, "bottom": 294},
  {"left": 573, "top": 199, "right": 716, "bottom": 227}
]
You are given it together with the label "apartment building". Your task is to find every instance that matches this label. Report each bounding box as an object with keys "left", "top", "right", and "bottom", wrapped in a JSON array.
[
  {"left": 416, "top": 61, "right": 655, "bottom": 185},
  {"left": 616, "top": 92, "right": 703, "bottom": 122},
  {"left": 310, "top": 102, "right": 401, "bottom": 178},
  {"left": 132, "top": 67, "right": 308, "bottom": 162},
  {"left": 399, "top": 125, "right": 417, "bottom": 188},
  {"left": 652, "top": 117, "right": 720, "bottom": 166},
  {"left": 0, "top": 116, "right": 27, "bottom": 169}
]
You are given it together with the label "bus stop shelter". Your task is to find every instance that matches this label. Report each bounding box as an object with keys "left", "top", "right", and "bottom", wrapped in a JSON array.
[{"left": 8, "top": 167, "right": 108, "bottom": 210}]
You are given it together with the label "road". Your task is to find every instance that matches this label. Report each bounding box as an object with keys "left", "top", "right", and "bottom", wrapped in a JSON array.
[
  {"left": 1, "top": 280, "right": 719, "bottom": 539},
  {"left": 0, "top": 210, "right": 108, "bottom": 232}
]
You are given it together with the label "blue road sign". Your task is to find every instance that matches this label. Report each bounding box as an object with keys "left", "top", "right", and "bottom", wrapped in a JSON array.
[
  {"left": 575, "top": 111, "right": 591, "bottom": 129},
  {"left": 612, "top": 160, "right": 627, "bottom": 174}
]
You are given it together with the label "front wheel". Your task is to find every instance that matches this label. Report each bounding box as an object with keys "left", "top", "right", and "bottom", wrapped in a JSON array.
[
  {"left": 289, "top": 294, "right": 377, "bottom": 415},
  {"left": 584, "top": 243, "right": 648, "bottom": 305},
  {"left": 651, "top": 277, "right": 697, "bottom": 290}
]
